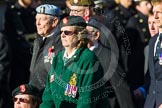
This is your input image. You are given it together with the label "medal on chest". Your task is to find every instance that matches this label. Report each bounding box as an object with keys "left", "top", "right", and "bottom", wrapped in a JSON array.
[
  {"left": 64, "top": 73, "right": 78, "bottom": 98},
  {"left": 159, "top": 53, "right": 162, "bottom": 65},
  {"left": 44, "top": 46, "right": 55, "bottom": 64},
  {"left": 50, "top": 74, "right": 55, "bottom": 83}
]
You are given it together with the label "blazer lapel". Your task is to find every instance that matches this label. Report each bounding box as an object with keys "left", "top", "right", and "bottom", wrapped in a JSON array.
[{"left": 149, "top": 34, "right": 158, "bottom": 79}]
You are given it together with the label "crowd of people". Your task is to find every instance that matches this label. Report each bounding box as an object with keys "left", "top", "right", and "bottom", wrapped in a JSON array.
[{"left": 0, "top": 0, "right": 162, "bottom": 108}]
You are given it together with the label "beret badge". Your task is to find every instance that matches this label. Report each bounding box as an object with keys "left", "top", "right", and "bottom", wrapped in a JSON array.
[
  {"left": 40, "top": 6, "right": 45, "bottom": 13},
  {"left": 74, "top": 0, "right": 79, "bottom": 4},
  {"left": 20, "top": 85, "right": 26, "bottom": 93}
]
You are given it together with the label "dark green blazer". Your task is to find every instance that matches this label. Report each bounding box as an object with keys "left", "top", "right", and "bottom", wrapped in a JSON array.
[{"left": 40, "top": 47, "right": 110, "bottom": 108}]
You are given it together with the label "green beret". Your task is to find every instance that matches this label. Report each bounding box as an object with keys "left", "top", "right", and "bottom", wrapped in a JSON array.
[
  {"left": 12, "top": 84, "right": 41, "bottom": 98},
  {"left": 61, "top": 16, "right": 87, "bottom": 27},
  {"left": 70, "top": 0, "right": 95, "bottom": 7}
]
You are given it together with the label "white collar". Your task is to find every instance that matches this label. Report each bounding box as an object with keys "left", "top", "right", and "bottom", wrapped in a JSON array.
[
  {"left": 43, "top": 30, "right": 55, "bottom": 40},
  {"left": 89, "top": 42, "right": 98, "bottom": 51},
  {"left": 154, "top": 33, "right": 162, "bottom": 56},
  {"left": 63, "top": 49, "right": 78, "bottom": 60}
]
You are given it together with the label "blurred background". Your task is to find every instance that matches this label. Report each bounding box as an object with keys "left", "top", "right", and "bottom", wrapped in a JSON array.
[{"left": 0, "top": 0, "right": 66, "bottom": 31}]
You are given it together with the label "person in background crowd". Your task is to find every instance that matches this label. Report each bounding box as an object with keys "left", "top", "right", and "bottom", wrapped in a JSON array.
[
  {"left": 86, "top": 19, "right": 135, "bottom": 108},
  {"left": 144, "top": 12, "right": 159, "bottom": 74},
  {"left": 4, "top": 0, "right": 37, "bottom": 91},
  {"left": 104, "top": 1, "right": 136, "bottom": 108},
  {"left": 0, "top": 32, "right": 12, "bottom": 108},
  {"left": 148, "top": 12, "right": 159, "bottom": 37},
  {"left": 144, "top": 0, "right": 162, "bottom": 108},
  {"left": 69, "top": 0, "right": 110, "bottom": 48},
  {"left": 132, "top": 12, "right": 159, "bottom": 108},
  {"left": 105, "top": 0, "right": 135, "bottom": 33},
  {"left": 93, "top": 0, "right": 107, "bottom": 24},
  {"left": 69, "top": 0, "right": 95, "bottom": 22},
  {"left": 12, "top": 84, "right": 41, "bottom": 108},
  {"left": 125, "top": 0, "right": 152, "bottom": 108},
  {"left": 103, "top": 0, "right": 134, "bottom": 78},
  {"left": 40, "top": 16, "right": 110, "bottom": 108},
  {"left": 29, "top": 4, "right": 63, "bottom": 95}
]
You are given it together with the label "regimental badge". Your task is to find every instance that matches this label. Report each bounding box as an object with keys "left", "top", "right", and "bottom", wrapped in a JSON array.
[
  {"left": 44, "top": 46, "right": 55, "bottom": 64},
  {"left": 64, "top": 73, "right": 78, "bottom": 98},
  {"left": 50, "top": 74, "right": 55, "bottom": 83},
  {"left": 74, "top": 0, "right": 79, "bottom": 4},
  {"left": 69, "top": 73, "right": 77, "bottom": 86},
  {"left": 20, "top": 85, "right": 26, "bottom": 93}
]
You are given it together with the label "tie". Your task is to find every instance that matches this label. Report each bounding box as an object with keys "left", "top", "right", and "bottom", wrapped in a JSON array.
[
  {"left": 155, "top": 33, "right": 162, "bottom": 59},
  {"left": 40, "top": 37, "right": 47, "bottom": 49}
]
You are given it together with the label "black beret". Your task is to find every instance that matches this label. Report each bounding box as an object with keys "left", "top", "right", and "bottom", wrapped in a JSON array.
[
  {"left": 12, "top": 84, "right": 41, "bottom": 98},
  {"left": 61, "top": 16, "right": 87, "bottom": 27},
  {"left": 87, "top": 18, "right": 101, "bottom": 30}
]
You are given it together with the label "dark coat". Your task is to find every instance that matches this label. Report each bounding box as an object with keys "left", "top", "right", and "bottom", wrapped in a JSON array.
[
  {"left": 93, "top": 42, "right": 135, "bottom": 108},
  {"left": 0, "top": 32, "right": 12, "bottom": 108},
  {"left": 126, "top": 12, "right": 151, "bottom": 90},
  {"left": 88, "top": 18, "right": 135, "bottom": 108},
  {"left": 29, "top": 26, "right": 63, "bottom": 94},
  {"left": 4, "top": 1, "right": 36, "bottom": 91},
  {"left": 144, "top": 34, "right": 162, "bottom": 108},
  {"left": 104, "top": 4, "right": 133, "bottom": 77}
]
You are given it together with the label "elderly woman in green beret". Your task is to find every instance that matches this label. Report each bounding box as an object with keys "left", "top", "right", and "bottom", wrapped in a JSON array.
[{"left": 40, "top": 16, "right": 110, "bottom": 108}]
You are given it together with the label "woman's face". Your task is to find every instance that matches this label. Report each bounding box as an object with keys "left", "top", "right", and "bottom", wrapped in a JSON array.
[
  {"left": 14, "top": 94, "right": 35, "bottom": 108},
  {"left": 61, "top": 26, "right": 78, "bottom": 49}
]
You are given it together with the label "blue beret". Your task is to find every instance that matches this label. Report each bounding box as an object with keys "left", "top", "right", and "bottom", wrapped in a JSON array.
[
  {"left": 36, "top": 4, "right": 61, "bottom": 16},
  {"left": 12, "top": 84, "right": 41, "bottom": 98}
]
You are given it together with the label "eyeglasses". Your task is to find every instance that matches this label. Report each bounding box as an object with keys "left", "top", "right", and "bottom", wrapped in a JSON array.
[
  {"left": 61, "top": 30, "right": 75, "bottom": 36},
  {"left": 88, "top": 30, "right": 96, "bottom": 33},
  {"left": 13, "top": 97, "right": 30, "bottom": 103}
]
